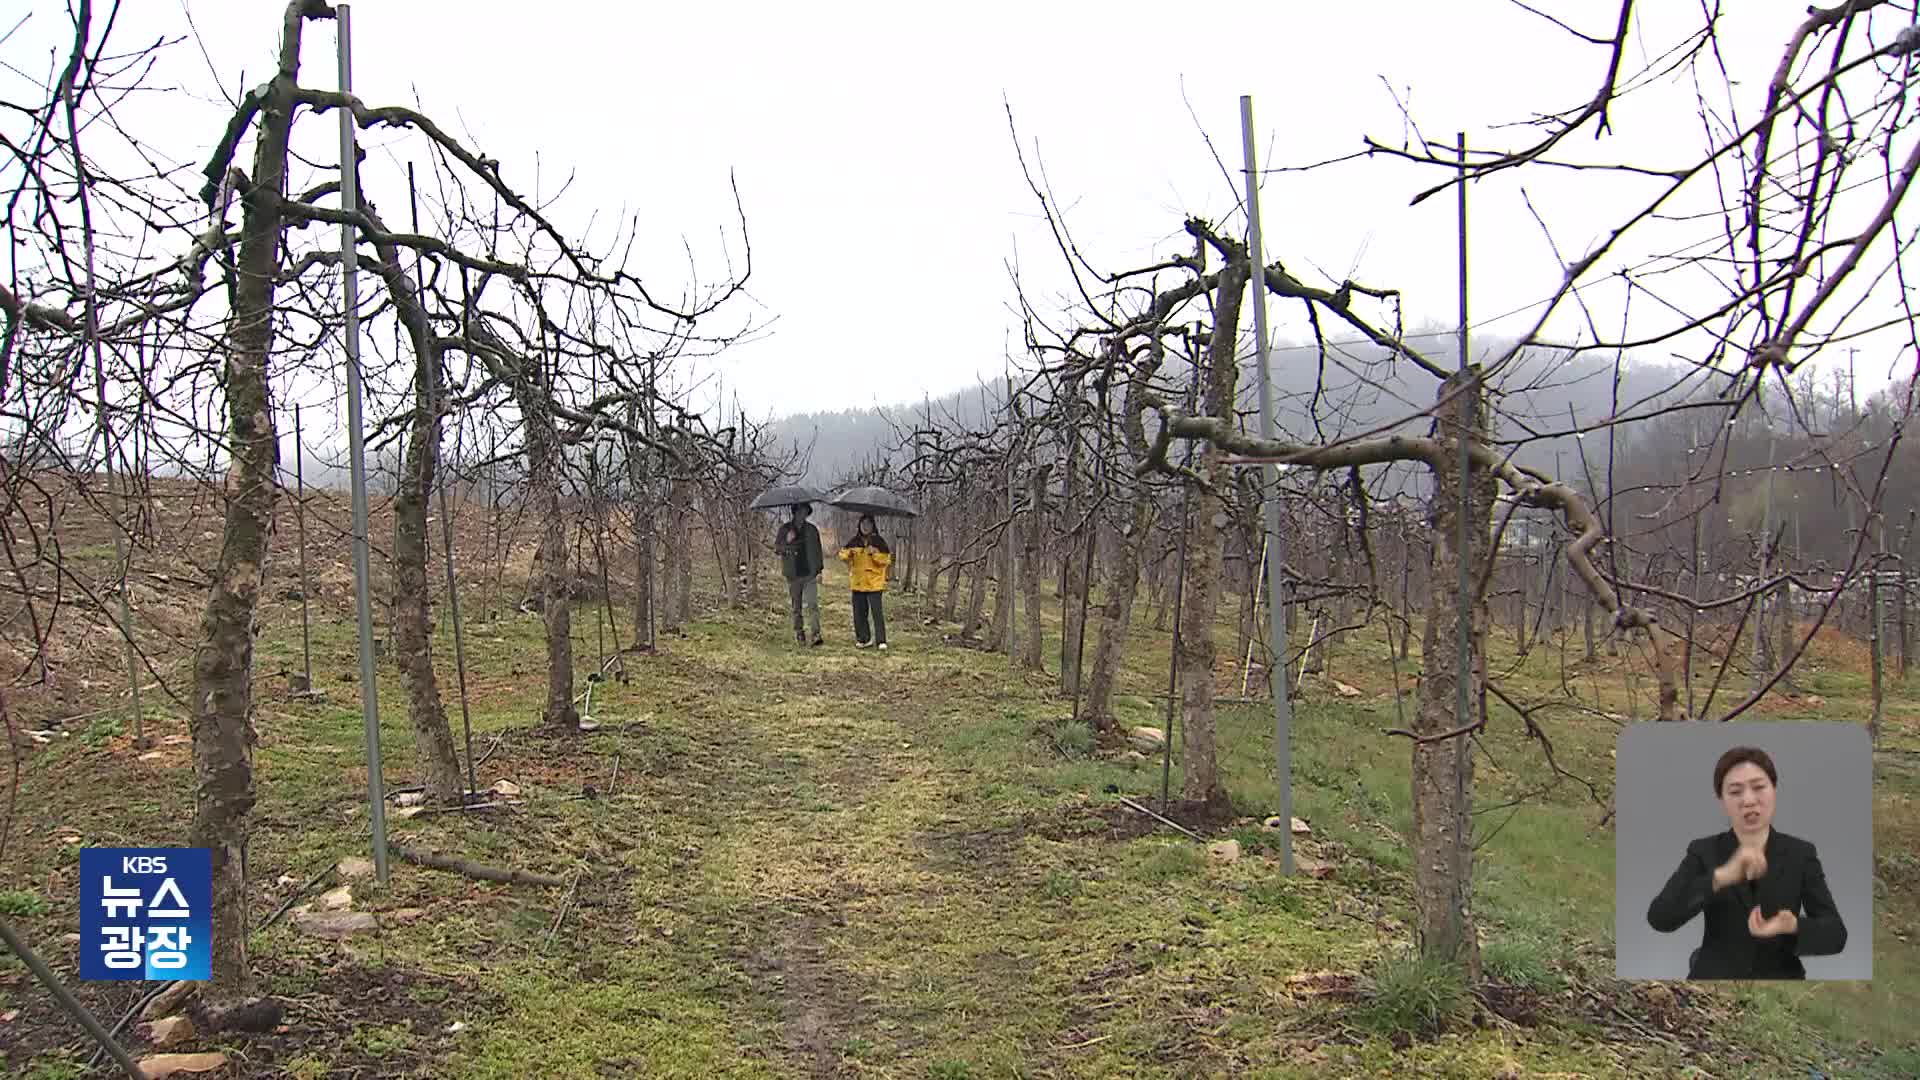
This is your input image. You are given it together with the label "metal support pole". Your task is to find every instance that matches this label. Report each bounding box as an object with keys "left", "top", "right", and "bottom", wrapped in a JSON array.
[
  {"left": 1070, "top": 430, "right": 1105, "bottom": 722},
  {"left": 295, "top": 403, "right": 313, "bottom": 693},
  {"left": 1755, "top": 436, "right": 1777, "bottom": 691},
  {"left": 1871, "top": 510, "right": 1886, "bottom": 743},
  {"left": 1454, "top": 132, "right": 1473, "bottom": 756},
  {"left": 1241, "top": 95, "right": 1293, "bottom": 874},
  {"left": 336, "top": 3, "right": 389, "bottom": 883},
  {"left": 1005, "top": 372, "right": 1019, "bottom": 662}
]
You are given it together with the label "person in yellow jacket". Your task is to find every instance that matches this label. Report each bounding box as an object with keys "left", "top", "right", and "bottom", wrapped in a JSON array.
[{"left": 836, "top": 514, "right": 893, "bottom": 650}]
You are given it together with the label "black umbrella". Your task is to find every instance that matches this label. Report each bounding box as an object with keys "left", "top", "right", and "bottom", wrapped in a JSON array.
[
  {"left": 829, "top": 485, "right": 919, "bottom": 519},
  {"left": 750, "top": 484, "right": 825, "bottom": 511}
]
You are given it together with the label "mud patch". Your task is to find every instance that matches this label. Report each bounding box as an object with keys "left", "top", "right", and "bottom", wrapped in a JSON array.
[
  {"left": 1033, "top": 799, "right": 1239, "bottom": 844},
  {"left": 913, "top": 822, "right": 1026, "bottom": 872},
  {"left": 1477, "top": 981, "right": 1543, "bottom": 1026},
  {"left": 1, "top": 962, "right": 498, "bottom": 1079},
  {"left": 232, "top": 961, "right": 501, "bottom": 1078},
  {"left": 743, "top": 911, "right": 864, "bottom": 1078}
]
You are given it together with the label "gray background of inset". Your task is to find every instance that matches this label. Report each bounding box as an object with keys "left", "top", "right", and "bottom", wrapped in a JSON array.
[{"left": 1614, "top": 722, "right": 1873, "bottom": 980}]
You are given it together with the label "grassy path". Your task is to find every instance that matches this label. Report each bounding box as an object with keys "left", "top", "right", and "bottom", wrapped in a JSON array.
[{"left": 7, "top": 581, "right": 1919, "bottom": 1079}]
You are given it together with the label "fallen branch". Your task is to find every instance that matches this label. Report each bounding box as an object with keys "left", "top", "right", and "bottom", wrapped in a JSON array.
[
  {"left": 1115, "top": 795, "right": 1204, "bottom": 841},
  {"left": 409, "top": 799, "right": 512, "bottom": 817},
  {"left": 251, "top": 862, "right": 337, "bottom": 936},
  {"left": 544, "top": 868, "right": 584, "bottom": 945},
  {"left": 0, "top": 918, "right": 142, "bottom": 1079},
  {"left": 390, "top": 843, "right": 569, "bottom": 887}
]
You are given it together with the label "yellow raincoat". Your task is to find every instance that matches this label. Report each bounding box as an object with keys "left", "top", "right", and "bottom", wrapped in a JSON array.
[{"left": 838, "top": 542, "right": 893, "bottom": 592}]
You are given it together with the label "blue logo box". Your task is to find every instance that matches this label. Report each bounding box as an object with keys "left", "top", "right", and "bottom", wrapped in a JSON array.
[{"left": 78, "top": 848, "right": 211, "bottom": 981}]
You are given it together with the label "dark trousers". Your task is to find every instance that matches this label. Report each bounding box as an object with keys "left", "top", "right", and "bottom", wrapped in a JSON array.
[
  {"left": 852, "top": 590, "right": 887, "bottom": 645},
  {"left": 787, "top": 575, "right": 821, "bottom": 641}
]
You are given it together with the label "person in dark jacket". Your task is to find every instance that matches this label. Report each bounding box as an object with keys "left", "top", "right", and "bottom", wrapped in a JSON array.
[
  {"left": 836, "top": 514, "right": 893, "bottom": 650},
  {"left": 775, "top": 503, "right": 824, "bottom": 645},
  {"left": 1646, "top": 745, "right": 1847, "bottom": 979}
]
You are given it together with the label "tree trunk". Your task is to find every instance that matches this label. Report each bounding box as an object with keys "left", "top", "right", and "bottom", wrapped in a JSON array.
[
  {"left": 187, "top": 0, "right": 314, "bottom": 1005},
  {"left": 530, "top": 408, "right": 578, "bottom": 732},
  {"left": 712, "top": 505, "right": 740, "bottom": 609},
  {"left": 674, "top": 490, "right": 694, "bottom": 626},
  {"left": 963, "top": 542, "right": 990, "bottom": 639},
  {"left": 1774, "top": 573, "right": 1797, "bottom": 693},
  {"left": 1150, "top": 548, "right": 1172, "bottom": 632},
  {"left": 1084, "top": 498, "right": 1150, "bottom": 734},
  {"left": 1583, "top": 588, "right": 1596, "bottom": 661},
  {"left": 1398, "top": 529, "right": 1415, "bottom": 661},
  {"left": 903, "top": 517, "right": 919, "bottom": 593},
  {"left": 942, "top": 521, "right": 965, "bottom": 623},
  {"left": 1233, "top": 502, "right": 1257, "bottom": 681},
  {"left": 1061, "top": 458, "right": 1091, "bottom": 695},
  {"left": 1021, "top": 465, "right": 1050, "bottom": 671},
  {"left": 989, "top": 507, "right": 1015, "bottom": 651},
  {"left": 1062, "top": 522, "right": 1092, "bottom": 695},
  {"left": 661, "top": 473, "right": 693, "bottom": 631},
  {"left": 370, "top": 210, "right": 463, "bottom": 802},
  {"left": 1178, "top": 257, "right": 1248, "bottom": 815},
  {"left": 1410, "top": 368, "right": 1491, "bottom": 982},
  {"left": 633, "top": 503, "right": 655, "bottom": 646}
]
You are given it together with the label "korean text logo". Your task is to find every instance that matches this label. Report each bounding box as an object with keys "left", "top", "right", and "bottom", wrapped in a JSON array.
[{"left": 79, "top": 848, "right": 212, "bottom": 981}]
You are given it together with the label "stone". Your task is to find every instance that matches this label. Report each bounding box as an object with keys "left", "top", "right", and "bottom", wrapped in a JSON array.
[
  {"left": 336, "top": 856, "right": 376, "bottom": 879},
  {"left": 489, "top": 779, "right": 523, "bottom": 798},
  {"left": 135, "top": 1052, "right": 227, "bottom": 1079},
  {"left": 382, "top": 907, "right": 429, "bottom": 925},
  {"left": 315, "top": 885, "right": 353, "bottom": 911},
  {"left": 1207, "top": 840, "right": 1242, "bottom": 864},
  {"left": 140, "top": 1015, "right": 196, "bottom": 1049},
  {"left": 292, "top": 909, "right": 378, "bottom": 938},
  {"left": 1127, "top": 726, "right": 1166, "bottom": 752},
  {"left": 139, "top": 980, "right": 195, "bottom": 1021},
  {"left": 1296, "top": 855, "right": 1335, "bottom": 879},
  {"left": 1330, "top": 680, "right": 1362, "bottom": 698}
]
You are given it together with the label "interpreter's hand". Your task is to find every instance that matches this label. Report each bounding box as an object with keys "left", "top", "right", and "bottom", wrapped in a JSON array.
[
  {"left": 1748, "top": 906, "right": 1798, "bottom": 939},
  {"left": 1713, "top": 847, "right": 1766, "bottom": 890}
]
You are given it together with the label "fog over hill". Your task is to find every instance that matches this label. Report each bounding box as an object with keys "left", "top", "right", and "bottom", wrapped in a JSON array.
[{"left": 761, "top": 331, "right": 1714, "bottom": 492}]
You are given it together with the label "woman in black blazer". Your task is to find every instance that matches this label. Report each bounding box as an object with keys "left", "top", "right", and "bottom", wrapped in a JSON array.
[{"left": 1646, "top": 745, "right": 1848, "bottom": 979}]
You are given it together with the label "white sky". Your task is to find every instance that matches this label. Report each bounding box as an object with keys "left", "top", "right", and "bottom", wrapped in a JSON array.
[{"left": 8, "top": 0, "right": 1915, "bottom": 427}]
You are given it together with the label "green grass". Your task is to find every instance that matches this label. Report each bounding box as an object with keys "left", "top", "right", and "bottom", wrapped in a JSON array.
[
  {"left": 4, "top": 554, "right": 1917, "bottom": 1079},
  {"left": 0, "top": 890, "right": 50, "bottom": 917},
  {"left": 1352, "top": 949, "right": 1473, "bottom": 1037}
]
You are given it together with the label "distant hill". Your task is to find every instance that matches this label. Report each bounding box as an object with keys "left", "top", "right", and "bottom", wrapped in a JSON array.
[{"left": 761, "top": 330, "right": 1705, "bottom": 491}]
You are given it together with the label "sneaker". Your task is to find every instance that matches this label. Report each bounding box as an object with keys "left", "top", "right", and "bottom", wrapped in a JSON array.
[
  {"left": 810, "top": 636, "right": 825, "bottom": 647},
  {"left": 854, "top": 640, "right": 871, "bottom": 649},
  {"left": 877, "top": 643, "right": 888, "bottom": 651}
]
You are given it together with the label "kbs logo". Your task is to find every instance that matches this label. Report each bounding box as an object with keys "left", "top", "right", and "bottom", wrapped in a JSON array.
[{"left": 79, "top": 848, "right": 211, "bottom": 981}]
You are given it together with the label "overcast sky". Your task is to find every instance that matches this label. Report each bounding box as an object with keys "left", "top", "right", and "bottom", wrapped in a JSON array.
[{"left": 9, "top": 1, "right": 1914, "bottom": 426}]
